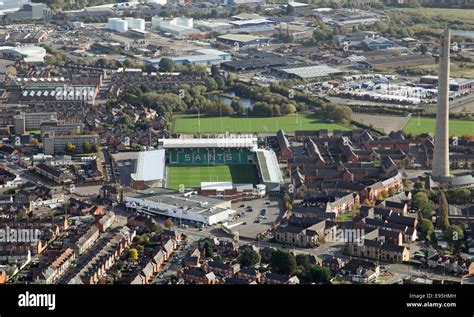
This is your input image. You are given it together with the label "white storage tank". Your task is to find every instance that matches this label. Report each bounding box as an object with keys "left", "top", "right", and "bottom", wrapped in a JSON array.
[
  {"left": 176, "top": 17, "right": 193, "bottom": 28},
  {"left": 107, "top": 18, "right": 120, "bottom": 31},
  {"left": 115, "top": 19, "right": 129, "bottom": 33},
  {"left": 151, "top": 16, "right": 163, "bottom": 28},
  {"left": 126, "top": 18, "right": 145, "bottom": 31}
]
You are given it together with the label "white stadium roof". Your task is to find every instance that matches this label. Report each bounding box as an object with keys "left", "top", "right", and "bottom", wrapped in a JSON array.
[
  {"left": 255, "top": 149, "right": 283, "bottom": 184},
  {"left": 160, "top": 137, "right": 258, "bottom": 149},
  {"left": 131, "top": 149, "right": 166, "bottom": 182}
]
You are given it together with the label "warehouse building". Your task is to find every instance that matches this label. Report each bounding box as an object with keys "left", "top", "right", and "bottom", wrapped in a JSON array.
[
  {"left": 146, "top": 54, "right": 223, "bottom": 66},
  {"left": 0, "top": 45, "right": 46, "bottom": 64},
  {"left": 420, "top": 75, "right": 474, "bottom": 92},
  {"left": 217, "top": 34, "right": 269, "bottom": 48},
  {"left": 272, "top": 64, "right": 344, "bottom": 80},
  {"left": 125, "top": 188, "right": 235, "bottom": 226},
  {"left": 145, "top": 48, "right": 231, "bottom": 66},
  {"left": 5, "top": 3, "right": 50, "bottom": 22},
  {"left": 152, "top": 17, "right": 200, "bottom": 36}
]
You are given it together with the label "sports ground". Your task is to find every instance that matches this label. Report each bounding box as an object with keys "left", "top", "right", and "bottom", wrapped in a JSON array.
[
  {"left": 166, "top": 164, "right": 259, "bottom": 190},
  {"left": 172, "top": 112, "right": 352, "bottom": 134},
  {"left": 403, "top": 117, "right": 474, "bottom": 136}
]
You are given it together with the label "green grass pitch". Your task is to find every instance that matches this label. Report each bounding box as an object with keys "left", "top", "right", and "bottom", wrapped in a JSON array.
[
  {"left": 166, "top": 164, "right": 259, "bottom": 190},
  {"left": 172, "top": 112, "right": 353, "bottom": 134},
  {"left": 403, "top": 117, "right": 474, "bottom": 136}
]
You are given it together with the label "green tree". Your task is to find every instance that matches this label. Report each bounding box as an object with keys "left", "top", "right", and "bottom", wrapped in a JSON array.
[
  {"left": 82, "top": 141, "right": 92, "bottom": 153},
  {"left": 388, "top": 187, "right": 398, "bottom": 196},
  {"left": 214, "top": 76, "right": 225, "bottom": 90},
  {"left": 211, "top": 64, "right": 220, "bottom": 77},
  {"left": 270, "top": 249, "right": 297, "bottom": 275},
  {"left": 120, "top": 113, "right": 132, "bottom": 126},
  {"left": 238, "top": 249, "right": 261, "bottom": 267},
  {"left": 413, "top": 192, "right": 435, "bottom": 217},
  {"left": 117, "top": 260, "right": 125, "bottom": 270},
  {"left": 281, "top": 104, "right": 297, "bottom": 115},
  {"left": 164, "top": 218, "right": 173, "bottom": 229},
  {"left": 438, "top": 191, "right": 449, "bottom": 230},
  {"left": 444, "top": 225, "right": 464, "bottom": 243},
  {"left": 159, "top": 58, "right": 174, "bottom": 72},
  {"left": 230, "top": 100, "right": 244, "bottom": 115},
  {"left": 307, "top": 265, "right": 331, "bottom": 283},
  {"left": 420, "top": 44, "right": 428, "bottom": 55},
  {"left": 143, "top": 63, "right": 157, "bottom": 73},
  {"left": 285, "top": 4, "right": 294, "bottom": 15},
  {"left": 65, "top": 142, "right": 76, "bottom": 154},
  {"left": 201, "top": 239, "right": 213, "bottom": 257},
  {"left": 152, "top": 224, "right": 164, "bottom": 235},
  {"left": 129, "top": 248, "right": 139, "bottom": 262},
  {"left": 295, "top": 254, "right": 310, "bottom": 269},
  {"left": 204, "top": 77, "right": 218, "bottom": 91},
  {"left": 29, "top": 138, "right": 39, "bottom": 146},
  {"left": 421, "top": 218, "right": 434, "bottom": 241}
]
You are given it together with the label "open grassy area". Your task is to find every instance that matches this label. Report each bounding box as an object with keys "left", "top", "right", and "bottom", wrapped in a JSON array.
[
  {"left": 403, "top": 117, "right": 474, "bottom": 136},
  {"left": 394, "top": 7, "right": 474, "bottom": 23},
  {"left": 396, "top": 62, "right": 474, "bottom": 79},
  {"left": 395, "top": 7, "right": 474, "bottom": 23},
  {"left": 166, "top": 164, "right": 259, "bottom": 190},
  {"left": 172, "top": 112, "right": 353, "bottom": 134}
]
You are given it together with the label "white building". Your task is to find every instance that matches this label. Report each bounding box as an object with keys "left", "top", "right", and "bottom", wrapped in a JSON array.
[
  {"left": 125, "top": 17, "right": 145, "bottom": 31},
  {"left": 107, "top": 18, "right": 128, "bottom": 33},
  {"left": 130, "top": 149, "right": 166, "bottom": 188},
  {"left": 0, "top": 45, "right": 46, "bottom": 64},
  {"left": 143, "top": 0, "right": 167, "bottom": 4},
  {"left": 125, "top": 188, "right": 235, "bottom": 225},
  {"left": 254, "top": 149, "right": 284, "bottom": 192},
  {"left": 107, "top": 17, "right": 145, "bottom": 33},
  {"left": 151, "top": 16, "right": 200, "bottom": 36}
]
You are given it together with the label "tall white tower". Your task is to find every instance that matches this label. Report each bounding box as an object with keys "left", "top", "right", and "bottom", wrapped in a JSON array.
[{"left": 432, "top": 29, "right": 451, "bottom": 178}]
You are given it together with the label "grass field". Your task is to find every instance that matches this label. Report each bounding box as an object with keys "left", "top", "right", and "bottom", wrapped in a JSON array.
[
  {"left": 396, "top": 7, "right": 474, "bottom": 23},
  {"left": 403, "top": 117, "right": 474, "bottom": 136},
  {"left": 397, "top": 62, "right": 474, "bottom": 79},
  {"left": 172, "top": 112, "right": 352, "bottom": 133},
  {"left": 166, "top": 164, "right": 259, "bottom": 190}
]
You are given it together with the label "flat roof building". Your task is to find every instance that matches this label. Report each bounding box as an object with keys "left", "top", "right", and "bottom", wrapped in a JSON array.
[
  {"left": 272, "top": 64, "right": 344, "bottom": 80},
  {"left": 0, "top": 45, "right": 46, "bottom": 64},
  {"left": 5, "top": 3, "right": 50, "bottom": 22},
  {"left": 14, "top": 112, "right": 57, "bottom": 134},
  {"left": 125, "top": 188, "right": 235, "bottom": 225},
  {"left": 217, "top": 34, "right": 269, "bottom": 48},
  {"left": 43, "top": 133, "right": 99, "bottom": 155}
]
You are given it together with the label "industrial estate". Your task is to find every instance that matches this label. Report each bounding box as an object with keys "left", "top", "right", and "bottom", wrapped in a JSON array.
[{"left": 0, "top": 0, "right": 473, "bottom": 291}]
